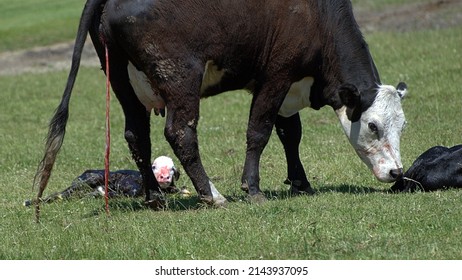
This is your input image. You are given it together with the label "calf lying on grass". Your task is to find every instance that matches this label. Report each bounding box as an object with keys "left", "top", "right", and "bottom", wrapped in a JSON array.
[
  {"left": 25, "top": 156, "right": 188, "bottom": 206},
  {"left": 391, "top": 145, "right": 462, "bottom": 192}
]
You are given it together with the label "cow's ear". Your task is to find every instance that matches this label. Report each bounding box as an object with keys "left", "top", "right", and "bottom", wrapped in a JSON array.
[
  {"left": 339, "top": 84, "right": 362, "bottom": 122},
  {"left": 339, "top": 83, "right": 360, "bottom": 108},
  {"left": 396, "top": 82, "right": 407, "bottom": 99}
]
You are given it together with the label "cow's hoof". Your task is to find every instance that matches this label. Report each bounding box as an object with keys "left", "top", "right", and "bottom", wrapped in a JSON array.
[
  {"left": 290, "top": 186, "right": 316, "bottom": 196},
  {"left": 200, "top": 195, "right": 228, "bottom": 208},
  {"left": 248, "top": 192, "right": 267, "bottom": 204},
  {"left": 144, "top": 195, "right": 166, "bottom": 210},
  {"left": 240, "top": 182, "right": 249, "bottom": 193},
  {"left": 213, "top": 195, "right": 228, "bottom": 207},
  {"left": 213, "top": 197, "right": 228, "bottom": 208},
  {"left": 288, "top": 179, "right": 316, "bottom": 195}
]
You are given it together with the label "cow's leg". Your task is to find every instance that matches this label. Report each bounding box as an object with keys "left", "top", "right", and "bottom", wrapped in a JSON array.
[
  {"left": 162, "top": 68, "right": 227, "bottom": 207},
  {"left": 240, "top": 79, "right": 292, "bottom": 201},
  {"left": 124, "top": 111, "right": 165, "bottom": 208},
  {"left": 108, "top": 59, "right": 164, "bottom": 209},
  {"left": 275, "top": 113, "right": 315, "bottom": 195}
]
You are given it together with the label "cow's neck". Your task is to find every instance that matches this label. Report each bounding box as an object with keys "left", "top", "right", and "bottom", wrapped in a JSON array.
[{"left": 317, "top": 1, "right": 381, "bottom": 110}]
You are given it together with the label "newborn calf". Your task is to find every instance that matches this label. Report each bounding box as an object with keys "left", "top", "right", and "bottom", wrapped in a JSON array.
[
  {"left": 391, "top": 145, "right": 462, "bottom": 192},
  {"left": 152, "top": 156, "right": 178, "bottom": 190},
  {"left": 25, "top": 156, "right": 184, "bottom": 206}
]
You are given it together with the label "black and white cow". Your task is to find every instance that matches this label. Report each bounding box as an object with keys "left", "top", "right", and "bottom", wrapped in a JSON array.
[{"left": 34, "top": 0, "right": 407, "bottom": 215}]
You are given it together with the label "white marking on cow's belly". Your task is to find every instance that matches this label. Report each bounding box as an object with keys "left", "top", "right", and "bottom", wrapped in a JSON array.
[
  {"left": 127, "top": 61, "right": 165, "bottom": 112},
  {"left": 200, "top": 60, "right": 226, "bottom": 94},
  {"left": 278, "top": 76, "right": 314, "bottom": 118}
]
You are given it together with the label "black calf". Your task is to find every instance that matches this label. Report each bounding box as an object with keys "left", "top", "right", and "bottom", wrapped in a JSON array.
[
  {"left": 25, "top": 169, "right": 182, "bottom": 207},
  {"left": 391, "top": 145, "right": 462, "bottom": 192}
]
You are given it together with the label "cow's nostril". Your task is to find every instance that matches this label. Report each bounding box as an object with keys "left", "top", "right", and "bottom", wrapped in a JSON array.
[{"left": 390, "top": 168, "right": 403, "bottom": 180}]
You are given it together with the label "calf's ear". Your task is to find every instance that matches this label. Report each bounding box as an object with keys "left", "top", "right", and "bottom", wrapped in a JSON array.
[
  {"left": 339, "top": 83, "right": 362, "bottom": 122},
  {"left": 396, "top": 82, "right": 407, "bottom": 99}
]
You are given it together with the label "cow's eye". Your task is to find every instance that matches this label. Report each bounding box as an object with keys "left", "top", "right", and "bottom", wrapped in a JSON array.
[{"left": 368, "top": 122, "right": 378, "bottom": 133}]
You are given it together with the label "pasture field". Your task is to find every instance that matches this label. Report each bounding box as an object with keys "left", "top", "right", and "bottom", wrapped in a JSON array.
[
  {"left": 0, "top": 0, "right": 86, "bottom": 52},
  {"left": 0, "top": 0, "right": 461, "bottom": 259}
]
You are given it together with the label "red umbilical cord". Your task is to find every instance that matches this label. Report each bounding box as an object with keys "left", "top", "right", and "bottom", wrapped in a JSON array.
[{"left": 104, "top": 43, "right": 111, "bottom": 216}]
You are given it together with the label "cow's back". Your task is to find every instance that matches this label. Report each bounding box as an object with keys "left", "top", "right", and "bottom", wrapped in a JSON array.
[{"left": 103, "top": 0, "right": 320, "bottom": 71}]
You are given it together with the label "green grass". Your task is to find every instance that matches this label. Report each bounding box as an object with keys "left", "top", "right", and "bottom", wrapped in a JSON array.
[
  {"left": 0, "top": 1, "right": 461, "bottom": 259},
  {"left": 0, "top": 0, "right": 85, "bottom": 52}
]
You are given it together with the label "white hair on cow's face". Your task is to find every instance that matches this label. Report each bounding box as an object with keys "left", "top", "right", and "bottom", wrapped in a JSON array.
[
  {"left": 336, "top": 84, "right": 407, "bottom": 183},
  {"left": 372, "top": 85, "right": 406, "bottom": 126}
]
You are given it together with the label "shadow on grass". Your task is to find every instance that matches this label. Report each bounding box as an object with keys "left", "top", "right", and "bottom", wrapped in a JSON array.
[
  {"left": 315, "top": 184, "right": 388, "bottom": 194},
  {"left": 84, "top": 184, "right": 391, "bottom": 217},
  {"left": 84, "top": 194, "right": 209, "bottom": 218},
  {"left": 221, "top": 183, "right": 388, "bottom": 205},
  {"left": 260, "top": 183, "right": 388, "bottom": 199},
  {"left": 255, "top": 183, "right": 391, "bottom": 202}
]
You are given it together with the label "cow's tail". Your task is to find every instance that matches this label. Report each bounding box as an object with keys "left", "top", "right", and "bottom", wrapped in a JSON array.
[{"left": 33, "top": 0, "right": 107, "bottom": 222}]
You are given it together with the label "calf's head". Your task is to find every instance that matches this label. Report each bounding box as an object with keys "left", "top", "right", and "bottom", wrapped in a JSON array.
[
  {"left": 336, "top": 82, "right": 407, "bottom": 182},
  {"left": 152, "top": 156, "right": 177, "bottom": 189}
]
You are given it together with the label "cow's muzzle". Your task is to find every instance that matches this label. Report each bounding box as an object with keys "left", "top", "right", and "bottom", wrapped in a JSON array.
[{"left": 389, "top": 168, "right": 404, "bottom": 180}]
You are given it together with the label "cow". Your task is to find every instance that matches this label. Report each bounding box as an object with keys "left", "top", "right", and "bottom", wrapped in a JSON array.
[
  {"left": 391, "top": 145, "right": 462, "bottom": 192},
  {"left": 34, "top": 0, "right": 407, "bottom": 218}
]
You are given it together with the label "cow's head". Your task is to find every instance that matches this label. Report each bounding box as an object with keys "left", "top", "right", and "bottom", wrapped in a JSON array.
[{"left": 336, "top": 82, "right": 407, "bottom": 182}]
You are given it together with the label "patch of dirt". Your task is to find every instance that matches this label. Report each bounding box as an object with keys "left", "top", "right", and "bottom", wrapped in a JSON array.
[
  {"left": 355, "top": 0, "right": 462, "bottom": 32},
  {"left": 0, "top": 39, "right": 99, "bottom": 76},
  {"left": 0, "top": 0, "right": 461, "bottom": 77}
]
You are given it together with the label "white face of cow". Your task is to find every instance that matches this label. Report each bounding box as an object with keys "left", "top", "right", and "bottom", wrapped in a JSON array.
[{"left": 336, "top": 83, "right": 407, "bottom": 183}]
